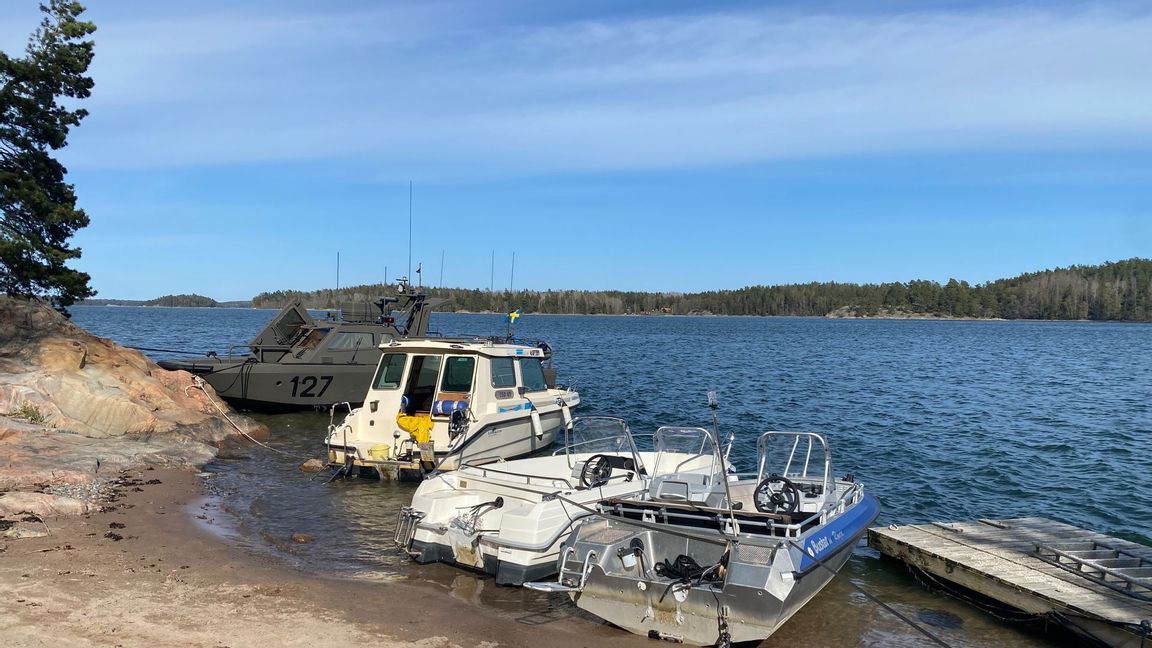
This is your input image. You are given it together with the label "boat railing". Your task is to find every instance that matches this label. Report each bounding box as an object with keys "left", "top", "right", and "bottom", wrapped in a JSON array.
[
  {"left": 457, "top": 462, "right": 575, "bottom": 490},
  {"left": 213, "top": 343, "right": 257, "bottom": 360},
  {"left": 598, "top": 499, "right": 786, "bottom": 541},
  {"left": 756, "top": 431, "right": 833, "bottom": 501},
  {"left": 814, "top": 481, "right": 865, "bottom": 526},
  {"left": 600, "top": 479, "right": 865, "bottom": 540}
]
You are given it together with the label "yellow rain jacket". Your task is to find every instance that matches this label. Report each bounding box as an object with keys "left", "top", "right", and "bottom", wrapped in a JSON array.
[{"left": 396, "top": 411, "right": 434, "bottom": 444}]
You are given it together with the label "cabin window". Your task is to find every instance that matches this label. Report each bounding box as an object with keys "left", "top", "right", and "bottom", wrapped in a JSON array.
[
  {"left": 298, "top": 328, "right": 328, "bottom": 350},
  {"left": 325, "top": 331, "right": 375, "bottom": 351},
  {"left": 404, "top": 354, "right": 442, "bottom": 412},
  {"left": 440, "top": 356, "right": 475, "bottom": 393},
  {"left": 271, "top": 308, "right": 307, "bottom": 344},
  {"left": 490, "top": 357, "right": 516, "bottom": 388},
  {"left": 373, "top": 353, "right": 407, "bottom": 390},
  {"left": 519, "top": 358, "right": 548, "bottom": 392}
]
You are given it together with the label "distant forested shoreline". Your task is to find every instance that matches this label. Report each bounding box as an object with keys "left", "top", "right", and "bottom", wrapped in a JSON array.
[
  {"left": 249, "top": 258, "right": 1152, "bottom": 322},
  {"left": 80, "top": 294, "right": 251, "bottom": 308}
]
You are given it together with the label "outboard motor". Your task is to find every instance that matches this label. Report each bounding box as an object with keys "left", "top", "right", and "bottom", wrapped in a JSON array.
[{"left": 448, "top": 409, "right": 469, "bottom": 441}]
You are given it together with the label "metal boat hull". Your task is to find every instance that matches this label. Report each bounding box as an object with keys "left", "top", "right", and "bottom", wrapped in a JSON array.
[
  {"left": 159, "top": 357, "right": 376, "bottom": 410},
  {"left": 572, "top": 528, "right": 855, "bottom": 644},
  {"left": 158, "top": 288, "right": 441, "bottom": 411},
  {"left": 562, "top": 493, "right": 880, "bottom": 645}
]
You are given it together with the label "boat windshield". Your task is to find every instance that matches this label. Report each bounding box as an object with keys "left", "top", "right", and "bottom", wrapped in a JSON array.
[
  {"left": 251, "top": 303, "right": 313, "bottom": 347},
  {"left": 649, "top": 426, "right": 722, "bottom": 480},
  {"left": 561, "top": 417, "right": 641, "bottom": 469},
  {"left": 756, "top": 432, "right": 831, "bottom": 488}
]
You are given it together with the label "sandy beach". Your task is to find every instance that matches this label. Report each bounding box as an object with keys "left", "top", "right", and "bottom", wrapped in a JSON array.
[{"left": 0, "top": 466, "right": 663, "bottom": 648}]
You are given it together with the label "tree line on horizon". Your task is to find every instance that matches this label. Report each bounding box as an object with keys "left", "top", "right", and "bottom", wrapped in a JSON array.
[{"left": 249, "top": 258, "right": 1152, "bottom": 321}]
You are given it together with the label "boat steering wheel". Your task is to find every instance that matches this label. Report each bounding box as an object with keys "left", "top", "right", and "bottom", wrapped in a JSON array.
[
  {"left": 754, "top": 475, "right": 800, "bottom": 514},
  {"left": 580, "top": 455, "right": 614, "bottom": 489}
]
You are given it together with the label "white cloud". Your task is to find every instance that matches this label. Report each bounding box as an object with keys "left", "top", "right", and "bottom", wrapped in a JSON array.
[{"left": 17, "top": 2, "right": 1151, "bottom": 175}]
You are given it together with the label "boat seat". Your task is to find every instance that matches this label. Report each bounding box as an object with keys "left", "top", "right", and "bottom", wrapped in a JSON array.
[{"left": 649, "top": 473, "right": 714, "bottom": 504}]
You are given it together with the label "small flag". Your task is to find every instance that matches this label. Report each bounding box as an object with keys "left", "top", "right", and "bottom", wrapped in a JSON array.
[{"left": 507, "top": 308, "right": 521, "bottom": 324}]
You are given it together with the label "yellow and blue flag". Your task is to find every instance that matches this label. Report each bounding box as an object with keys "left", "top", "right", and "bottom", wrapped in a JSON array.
[{"left": 506, "top": 308, "right": 521, "bottom": 324}]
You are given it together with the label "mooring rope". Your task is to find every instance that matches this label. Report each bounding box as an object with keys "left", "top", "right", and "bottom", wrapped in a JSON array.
[
  {"left": 129, "top": 345, "right": 220, "bottom": 355},
  {"left": 187, "top": 377, "right": 310, "bottom": 460},
  {"left": 782, "top": 537, "right": 954, "bottom": 648}
]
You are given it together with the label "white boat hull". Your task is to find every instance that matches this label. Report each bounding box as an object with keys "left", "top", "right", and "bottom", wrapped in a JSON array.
[
  {"left": 399, "top": 451, "right": 717, "bottom": 585},
  {"left": 327, "top": 394, "right": 579, "bottom": 475}
]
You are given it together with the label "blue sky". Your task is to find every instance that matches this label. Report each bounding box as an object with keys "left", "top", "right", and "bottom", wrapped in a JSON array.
[{"left": 2, "top": 0, "right": 1149, "bottom": 301}]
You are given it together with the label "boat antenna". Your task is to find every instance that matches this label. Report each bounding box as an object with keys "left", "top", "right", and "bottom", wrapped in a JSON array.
[
  {"left": 408, "top": 181, "right": 413, "bottom": 283},
  {"left": 509, "top": 251, "right": 516, "bottom": 291},
  {"left": 709, "top": 390, "right": 734, "bottom": 463},
  {"left": 439, "top": 249, "right": 445, "bottom": 288},
  {"left": 336, "top": 251, "right": 340, "bottom": 291},
  {"left": 708, "top": 390, "right": 720, "bottom": 436},
  {"left": 708, "top": 391, "right": 740, "bottom": 538}
]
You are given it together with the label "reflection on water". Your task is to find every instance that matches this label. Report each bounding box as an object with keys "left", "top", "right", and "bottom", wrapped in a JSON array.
[{"left": 70, "top": 307, "right": 1152, "bottom": 647}]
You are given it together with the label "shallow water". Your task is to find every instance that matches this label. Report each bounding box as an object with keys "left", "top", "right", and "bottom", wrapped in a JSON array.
[{"left": 72, "top": 306, "right": 1152, "bottom": 646}]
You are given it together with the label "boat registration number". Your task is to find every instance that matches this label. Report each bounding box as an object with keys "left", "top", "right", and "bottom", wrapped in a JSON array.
[{"left": 289, "top": 375, "right": 334, "bottom": 398}]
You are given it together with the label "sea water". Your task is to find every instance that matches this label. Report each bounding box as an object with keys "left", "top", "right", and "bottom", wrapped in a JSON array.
[{"left": 72, "top": 306, "right": 1152, "bottom": 647}]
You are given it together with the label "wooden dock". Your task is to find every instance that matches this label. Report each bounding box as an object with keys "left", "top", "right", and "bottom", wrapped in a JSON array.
[{"left": 868, "top": 517, "right": 1152, "bottom": 648}]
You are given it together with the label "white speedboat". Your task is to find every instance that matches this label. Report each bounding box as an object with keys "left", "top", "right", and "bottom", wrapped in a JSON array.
[
  {"left": 394, "top": 417, "right": 725, "bottom": 585},
  {"left": 527, "top": 429, "right": 880, "bottom": 646},
  {"left": 325, "top": 336, "right": 579, "bottom": 478}
]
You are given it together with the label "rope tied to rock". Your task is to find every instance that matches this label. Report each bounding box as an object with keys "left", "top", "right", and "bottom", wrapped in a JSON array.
[{"left": 186, "top": 376, "right": 307, "bottom": 459}]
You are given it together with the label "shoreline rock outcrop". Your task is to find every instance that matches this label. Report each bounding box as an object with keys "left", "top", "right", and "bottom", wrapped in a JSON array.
[
  {"left": 824, "top": 305, "right": 1005, "bottom": 320},
  {"left": 0, "top": 297, "right": 268, "bottom": 514}
]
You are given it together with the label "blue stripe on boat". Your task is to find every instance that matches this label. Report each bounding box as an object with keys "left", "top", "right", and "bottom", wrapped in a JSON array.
[{"left": 797, "top": 493, "right": 881, "bottom": 571}]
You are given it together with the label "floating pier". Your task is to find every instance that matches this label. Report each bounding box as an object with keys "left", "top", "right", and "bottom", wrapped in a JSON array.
[{"left": 868, "top": 517, "right": 1152, "bottom": 648}]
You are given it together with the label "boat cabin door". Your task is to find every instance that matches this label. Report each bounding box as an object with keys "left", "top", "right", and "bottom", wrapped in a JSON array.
[{"left": 399, "top": 353, "right": 475, "bottom": 417}]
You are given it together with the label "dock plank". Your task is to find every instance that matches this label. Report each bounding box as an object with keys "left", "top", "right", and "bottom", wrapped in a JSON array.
[{"left": 868, "top": 517, "right": 1152, "bottom": 648}]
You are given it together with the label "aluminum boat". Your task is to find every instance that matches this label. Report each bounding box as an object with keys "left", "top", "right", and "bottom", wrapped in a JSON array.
[{"left": 527, "top": 429, "right": 879, "bottom": 646}]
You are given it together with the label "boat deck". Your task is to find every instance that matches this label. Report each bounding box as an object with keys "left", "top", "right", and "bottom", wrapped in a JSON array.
[{"left": 868, "top": 516, "right": 1152, "bottom": 647}]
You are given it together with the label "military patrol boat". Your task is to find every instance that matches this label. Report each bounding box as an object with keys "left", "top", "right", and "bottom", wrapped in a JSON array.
[
  {"left": 158, "top": 281, "right": 440, "bottom": 411},
  {"left": 527, "top": 429, "right": 879, "bottom": 646},
  {"left": 325, "top": 335, "right": 580, "bottom": 479},
  {"left": 394, "top": 417, "right": 720, "bottom": 585}
]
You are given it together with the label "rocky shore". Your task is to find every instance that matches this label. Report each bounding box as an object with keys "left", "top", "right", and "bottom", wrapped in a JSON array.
[
  {"left": 0, "top": 296, "right": 653, "bottom": 648},
  {"left": 1, "top": 465, "right": 661, "bottom": 648},
  {"left": 824, "top": 306, "right": 1003, "bottom": 320},
  {"left": 0, "top": 296, "right": 266, "bottom": 520}
]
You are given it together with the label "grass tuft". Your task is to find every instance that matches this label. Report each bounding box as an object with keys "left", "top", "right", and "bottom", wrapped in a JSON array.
[{"left": 10, "top": 401, "right": 49, "bottom": 425}]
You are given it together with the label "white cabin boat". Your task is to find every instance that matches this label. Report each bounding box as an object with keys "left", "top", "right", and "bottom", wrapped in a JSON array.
[
  {"left": 394, "top": 417, "right": 722, "bottom": 585},
  {"left": 325, "top": 336, "right": 580, "bottom": 478}
]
